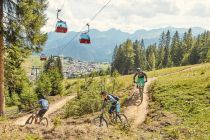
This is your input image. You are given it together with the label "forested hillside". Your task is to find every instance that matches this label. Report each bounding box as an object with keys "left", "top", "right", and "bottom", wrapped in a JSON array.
[
  {"left": 112, "top": 29, "right": 210, "bottom": 74},
  {"left": 44, "top": 27, "right": 205, "bottom": 62}
]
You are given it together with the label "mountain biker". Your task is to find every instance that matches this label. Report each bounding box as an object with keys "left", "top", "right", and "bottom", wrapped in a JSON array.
[
  {"left": 133, "top": 68, "right": 148, "bottom": 92},
  {"left": 100, "top": 91, "right": 120, "bottom": 120},
  {"left": 35, "top": 95, "right": 49, "bottom": 124}
]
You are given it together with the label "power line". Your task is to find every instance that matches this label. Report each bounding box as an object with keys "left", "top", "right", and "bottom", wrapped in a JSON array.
[
  {"left": 58, "top": 0, "right": 112, "bottom": 55},
  {"left": 60, "top": 0, "right": 66, "bottom": 10},
  {"left": 89, "top": 0, "right": 112, "bottom": 23}
]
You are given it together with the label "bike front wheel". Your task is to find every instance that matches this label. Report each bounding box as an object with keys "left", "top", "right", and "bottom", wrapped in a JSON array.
[
  {"left": 137, "top": 87, "right": 144, "bottom": 106},
  {"left": 116, "top": 114, "right": 128, "bottom": 126},
  {"left": 40, "top": 117, "right": 48, "bottom": 127},
  {"left": 92, "top": 116, "right": 108, "bottom": 128},
  {"left": 25, "top": 115, "right": 35, "bottom": 125}
]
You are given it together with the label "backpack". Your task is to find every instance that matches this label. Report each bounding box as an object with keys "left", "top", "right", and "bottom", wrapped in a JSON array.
[{"left": 109, "top": 94, "right": 119, "bottom": 101}]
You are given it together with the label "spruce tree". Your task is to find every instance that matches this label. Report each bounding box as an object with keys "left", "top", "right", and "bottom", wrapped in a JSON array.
[
  {"left": 133, "top": 40, "right": 141, "bottom": 69},
  {"left": 3, "top": 0, "right": 48, "bottom": 113},
  {"left": 111, "top": 46, "right": 118, "bottom": 73},
  {"left": 163, "top": 30, "right": 171, "bottom": 67},
  {"left": 56, "top": 57, "right": 64, "bottom": 79},
  {"left": 123, "top": 39, "right": 134, "bottom": 74},
  {"left": 141, "top": 39, "right": 147, "bottom": 69},
  {"left": 170, "top": 31, "right": 183, "bottom": 66},
  {"left": 157, "top": 32, "right": 166, "bottom": 68}
]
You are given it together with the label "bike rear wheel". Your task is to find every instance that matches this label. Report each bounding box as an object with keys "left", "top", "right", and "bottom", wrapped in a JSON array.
[
  {"left": 115, "top": 113, "right": 128, "bottom": 126},
  {"left": 92, "top": 116, "right": 108, "bottom": 128},
  {"left": 40, "top": 117, "right": 48, "bottom": 127}
]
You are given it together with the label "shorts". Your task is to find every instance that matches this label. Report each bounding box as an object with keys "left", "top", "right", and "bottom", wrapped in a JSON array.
[
  {"left": 37, "top": 109, "right": 48, "bottom": 118},
  {"left": 137, "top": 78, "right": 145, "bottom": 87},
  {"left": 108, "top": 102, "right": 120, "bottom": 114}
]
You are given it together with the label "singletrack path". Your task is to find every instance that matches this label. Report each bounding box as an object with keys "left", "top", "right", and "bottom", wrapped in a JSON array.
[
  {"left": 125, "top": 78, "right": 156, "bottom": 128},
  {"left": 14, "top": 94, "right": 76, "bottom": 126}
]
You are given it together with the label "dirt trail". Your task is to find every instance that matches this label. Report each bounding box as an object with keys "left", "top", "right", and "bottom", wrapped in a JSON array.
[
  {"left": 14, "top": 94, "right": 76, "bottom": 126},
  {"left": 125, "top": 78, "right": 156, "bottom": 128},
  {"left": 125, "top": 65, "right": 200, "bottom": 128}
]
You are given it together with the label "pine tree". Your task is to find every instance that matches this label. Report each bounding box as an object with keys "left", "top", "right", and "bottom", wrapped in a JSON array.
[
  {"left": 157, "top": 32, "right": 166, "bottom": 68},
  {"left": 146, "top": 44, "right": 157, "bottom": 70},
  {"left": 35, "top": 72, "right": 52, "bottom": 97},
  {"left": 186, "top": 29, "right": 193, "bottom": 52},
  {"left": 111, "top": 46, "right": 118, "bottom": 73},
  {"left": 163, "top": 30, "right": 171, "bottom": 67},
  {"left": 133, "top": 40, "right": 141, "bottom": 69},
  {"left": 56, "top": 57, "right": 63, "bottom": 79},
  {"left": 140, "top": 39, "right": 147, "bottom": 69},
  {"left": 170, "top": 31, "right": 183, "bottom": 66},
  {"left": 48, "top": 69, "right": 63, "bottom": 96},
  {"left": 189, "top": 46, "right": 200, "bottom": 64},
  {"left": 2, "top": 0, "right": 48, "bottom": 113},
  {"left": 199, "top": 32, "right": 210, "bottom": 63},
  {"left": 206, "top": 48, "right": 210, "bottom": 62},
  {"left": 122, "top": 39, "right": 135, "bottom": 74},
  {"left": 113, "top": 45, "right": 125, "bottom": 74}
]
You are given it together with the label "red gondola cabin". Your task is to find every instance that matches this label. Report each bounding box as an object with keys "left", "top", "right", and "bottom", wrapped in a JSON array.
[
  {"left": 80, "top": 33, "right": 91, "bottom": 44},
  {"left": 55, "top": 20, "right": 68, "bottom": 33},
  {"left": 40, "top": 54, "right": 47, "bottom": 61}
]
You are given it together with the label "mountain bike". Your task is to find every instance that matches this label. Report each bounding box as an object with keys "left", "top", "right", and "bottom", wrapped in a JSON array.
[
  {"left": 92, "top": 109, "right": 128, "bottom": 128},
  {"left": 25, "top": 109, "right": 48, "bottom": 127},
  {"left": 125, "top": 82, "right": 145, "bottom": 106}
]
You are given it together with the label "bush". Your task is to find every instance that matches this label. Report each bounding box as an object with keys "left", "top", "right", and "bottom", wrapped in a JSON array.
[
  {"left": 64, "top": 74, "right": 132, "bottom": 118},
  {"left": 48, "top": 69, "right": 63, "bottom": 96},
  {"left": 35, "top": 72, "right": 52, "bottom": 97},
  {"left": 20, "top": 82, "right": 37, "bottom": 109},
  {"left": 65, "top": 81, "right": 102, "bottom": 117}
]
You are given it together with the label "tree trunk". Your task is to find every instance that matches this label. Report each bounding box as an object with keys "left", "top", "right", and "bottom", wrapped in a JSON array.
[{"left": 0, "top": 0, "right": 5, "bottom": 116}]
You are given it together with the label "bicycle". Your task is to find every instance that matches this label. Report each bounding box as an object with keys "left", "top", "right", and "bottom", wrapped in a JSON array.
[
  {"left": 92, "top": 109, "right": 128, "bottom": 128},
  {"left": 25, "top": 109, "right": 48, "bottom": 127},
  {"left": 125, "top": 81, "right": 145, "bottom": 106}
]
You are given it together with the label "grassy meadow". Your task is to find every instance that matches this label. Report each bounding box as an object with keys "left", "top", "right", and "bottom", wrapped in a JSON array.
[
  {"left": 22, "top": 55, "right": 43, "bottom": 74},
  {"left": 145, "top": 63, "right": 210, "bottom": 139}
]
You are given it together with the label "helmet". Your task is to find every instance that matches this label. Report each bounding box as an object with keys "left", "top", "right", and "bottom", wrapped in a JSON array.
[
  {"left": 137, "top": 68, "right": 142, "bottom": 71},
  {"left": 100, "top": 91, "right": 107, "bottom": 95}
]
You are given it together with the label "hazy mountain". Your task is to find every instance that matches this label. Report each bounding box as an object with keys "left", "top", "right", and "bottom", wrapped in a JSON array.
[{"left": 43, "top": 27, "right": 206, "bottom": 62}]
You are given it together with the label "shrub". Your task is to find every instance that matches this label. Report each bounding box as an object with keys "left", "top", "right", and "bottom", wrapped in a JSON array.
[
  {"left": 35, "top": 72, "right": 52, "bottom": 97},
  {"left": 48, "top": 69, "right": 63, "bottom": 96}
]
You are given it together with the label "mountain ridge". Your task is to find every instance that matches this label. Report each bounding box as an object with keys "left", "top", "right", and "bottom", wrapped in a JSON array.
[{"left": 43, "top": 27, "right": 207, "bottom": 62}]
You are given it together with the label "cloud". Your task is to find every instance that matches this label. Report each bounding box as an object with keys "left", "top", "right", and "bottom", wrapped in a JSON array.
[
  {"left": 189, "top": 3, "right": 210, "bottom": 17},
  {"left": 42, "top": 0, "right": 210, "bottom": 33},
  {"left": 112, "top": 0, "right": 179, "bottom": 18}
]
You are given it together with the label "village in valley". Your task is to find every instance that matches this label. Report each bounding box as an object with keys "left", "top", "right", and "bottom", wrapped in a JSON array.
[
  {"left": 62, "top": 57, "right": 109, "bottom": 78},
  {"left": 30, "top": 56, "right": 109, "bottom": 80}
]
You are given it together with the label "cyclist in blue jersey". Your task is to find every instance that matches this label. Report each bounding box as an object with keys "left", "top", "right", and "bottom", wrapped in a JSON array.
[
  {"left": 100, "top": 91, "right": 120, "bottom": 119},
  {"left": 35, "top": 95, "right": 49, "bottom": 123}
]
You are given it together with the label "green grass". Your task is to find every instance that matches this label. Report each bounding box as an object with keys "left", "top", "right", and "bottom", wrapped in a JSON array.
[
  {"left": 64, "top": 63, "right": 206, "bottom": 98},
  {"left": 148, "top": 63, "right": 210, "bottom": 139},
  {"left": 5, "top": 106, "right": 19, "bottom": 118},
  {"left": 22, "top": 55, "right": 43, "bottom": 74},
  {"left": 146, "top": 64, "right": 200, "bottom": 77},
  {"left": 64, "top": 74, "right": 133, "bottom": 117}
]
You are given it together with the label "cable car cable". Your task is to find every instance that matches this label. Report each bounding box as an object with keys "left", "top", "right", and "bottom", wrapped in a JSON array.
[{"left": 58, "top": 0, "right": 112, "bottom": 55}]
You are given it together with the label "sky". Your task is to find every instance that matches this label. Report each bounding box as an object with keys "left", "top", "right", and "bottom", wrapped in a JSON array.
[{"left": 43, "top": 0, "right": 210, "bottom": 33}]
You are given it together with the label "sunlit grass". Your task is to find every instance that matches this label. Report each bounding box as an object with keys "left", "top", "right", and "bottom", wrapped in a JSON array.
[
  {"left": 150, "top": 63, "right": 210, "bottom": 139},
  {"left": 22, "top": 55, "right": 43, "bottom": 74}
]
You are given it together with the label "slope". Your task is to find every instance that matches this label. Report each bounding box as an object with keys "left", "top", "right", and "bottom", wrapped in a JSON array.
[{"left": 44, "top": 27, "right": 206, "bottom": 61}]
